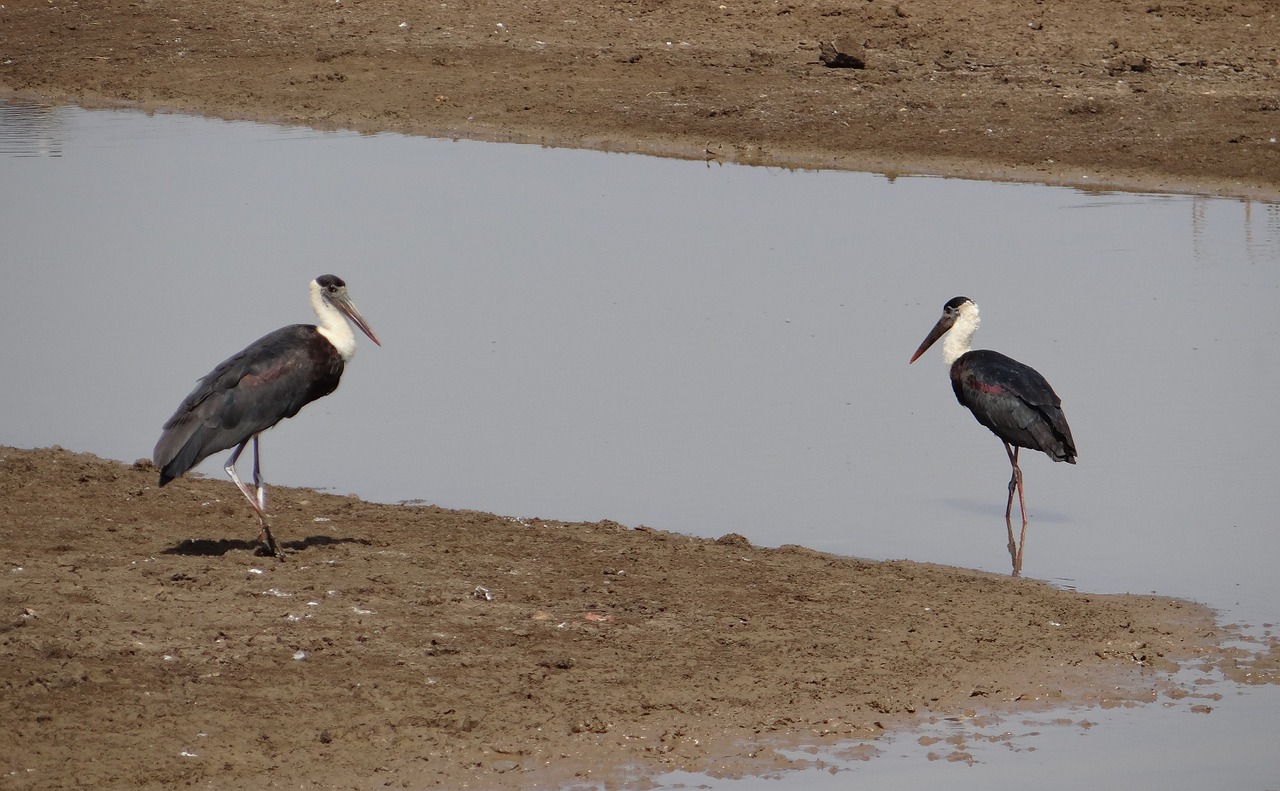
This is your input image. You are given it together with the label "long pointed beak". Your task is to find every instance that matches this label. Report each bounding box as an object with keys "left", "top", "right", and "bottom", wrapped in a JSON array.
[
  {"left": 334, "top": 295, "right": 381, "bottom": 347},
  {"left": 909, "top": 317, "right": 950, "bottom": 363}
]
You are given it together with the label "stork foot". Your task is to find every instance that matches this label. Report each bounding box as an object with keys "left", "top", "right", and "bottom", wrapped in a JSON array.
[{"left": 255, "top": 524, "right": 284, "bottom": 559}]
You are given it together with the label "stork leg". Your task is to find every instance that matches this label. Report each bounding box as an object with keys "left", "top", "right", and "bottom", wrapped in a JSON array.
[
  {"left": 1002, "top": 443, "right": 1028, "bottom": 576},
  {"left": 249, "top": 437, "right": 281, "bottom": 557},
  {"left": 224, "top": 435, "right": 282, "bottom": 557},
  {"left": 1003, "top": 443, "right": 1027, "bottom": 524},
  {"left": 251, "top": 435, "right": 266, "bottom": 513}
]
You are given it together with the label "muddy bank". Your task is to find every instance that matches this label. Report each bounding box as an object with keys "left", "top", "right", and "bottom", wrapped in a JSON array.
[
  {"left": 2, "top": 0, "right": 1278, "bottom": 199},
  {"left": 0, "top": 446, "right": 1228, "bottom": 789}
]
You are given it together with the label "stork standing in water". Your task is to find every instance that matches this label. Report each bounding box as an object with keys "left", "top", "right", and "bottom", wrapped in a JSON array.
[
  {"left": 909, "top": 297, "right": 1075, "bottom": 572},
  {"left": 154, "top": 275, "right": 380, "bottom": 557}
]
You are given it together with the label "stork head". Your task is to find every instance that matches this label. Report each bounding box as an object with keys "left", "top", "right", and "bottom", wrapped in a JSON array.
[
  {"left": 313, "top": 274, "right": 381, "bottom": 358},
  {"left": 909, "top": 296, "right": 978, "bottom": 365}
]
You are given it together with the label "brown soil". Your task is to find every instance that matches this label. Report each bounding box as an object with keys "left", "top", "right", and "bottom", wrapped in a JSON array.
[
  {"left": 0, "top": 447, "right": 1233, "bottom": 789},
  {"left": 1, "top": 0, "right": 1278, "bottom": 199}
]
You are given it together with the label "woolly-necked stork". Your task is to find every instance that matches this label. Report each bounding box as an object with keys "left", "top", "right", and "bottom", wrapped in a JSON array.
[
  {"left": 154, "top": 274, "right": 380, "bottom": 556},
  {"left": 909, "top": 296, "right": 1076, "bottom": 537}
]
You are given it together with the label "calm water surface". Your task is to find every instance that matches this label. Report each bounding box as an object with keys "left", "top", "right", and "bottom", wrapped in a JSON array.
[{"left": 2, "top": 98, "right": 1278, "bottom": 789}]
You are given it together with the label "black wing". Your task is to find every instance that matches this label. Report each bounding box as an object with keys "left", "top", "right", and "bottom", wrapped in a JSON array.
[
  {"left": 154, "top": 325, "right": 344, "bottom": 483},
  {"left": 951, "top": 349, "right": 1076, "bottom": 462}
]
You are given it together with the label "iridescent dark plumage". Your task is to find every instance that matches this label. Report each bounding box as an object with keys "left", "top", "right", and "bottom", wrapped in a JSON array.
[
  {"left": 155, "top": 325, "right": 346, "bottom": 485},
  {"left": 949, "top": 348, "right": 1075, "bottom": 465}
]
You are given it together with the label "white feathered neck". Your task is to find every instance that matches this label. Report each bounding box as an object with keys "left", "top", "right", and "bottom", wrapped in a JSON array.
[
  {"left": 942, "top": 300, "right": 980, "bottom": 366},
  {"left": 312, "top": 279, "right": 358, "bottom": 361}
]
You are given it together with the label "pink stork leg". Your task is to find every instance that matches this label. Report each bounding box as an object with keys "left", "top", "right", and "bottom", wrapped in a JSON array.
[
  {"left": 1002, "top": 442, "right": 1028, "bottom": 576},
  {"left": 224, "top": 435, "right": 282, "bottom": 557},
  {"left": 1003, "top": 443, "right": 1027, "bottom": 523}
]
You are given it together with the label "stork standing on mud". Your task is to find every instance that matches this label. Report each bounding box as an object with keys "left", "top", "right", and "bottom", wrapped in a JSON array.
[
  {"left": 154, "top": 275, "right": 380, "bottom": 556},
  {"left": 909, "top": 297, "right": 1076, "bottom": 569}
]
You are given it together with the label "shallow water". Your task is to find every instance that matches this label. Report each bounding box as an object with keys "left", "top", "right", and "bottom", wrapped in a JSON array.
[{"left": 2, "top": 98, "right": 1278, "bottom": 789}]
